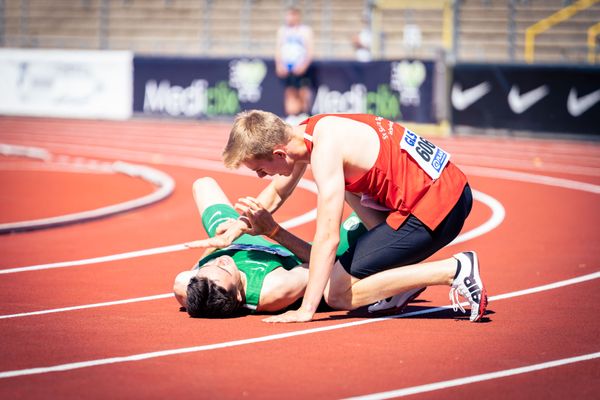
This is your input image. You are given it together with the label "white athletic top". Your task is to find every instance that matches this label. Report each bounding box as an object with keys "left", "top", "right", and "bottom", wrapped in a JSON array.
[{"left": 277, "top": 24, "right": 312, "bottom": 69}]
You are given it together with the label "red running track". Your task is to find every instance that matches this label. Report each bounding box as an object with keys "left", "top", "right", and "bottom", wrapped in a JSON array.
[{"left": 0, "top": 116, "right": 598, "bottom": 399}]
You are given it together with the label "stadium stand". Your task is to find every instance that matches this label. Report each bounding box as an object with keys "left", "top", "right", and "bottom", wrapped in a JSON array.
[{"left": 1, "top": 0, "right": 599, "bottom": 63}]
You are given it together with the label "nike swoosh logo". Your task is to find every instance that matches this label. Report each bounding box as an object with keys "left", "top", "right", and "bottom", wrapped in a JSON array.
[
  {"left": 207, "top": 211, "right": 222, "bottom": 225},
  {"left": 451, "top": 82, "right": 491, "bottom": 110},
  {"left": 567, "top": 88, "right": 600, "bottom": 117},
  {"left": 207, "top": 211, "right": 231, "bottom": 232},
  {"left": 508, "top": 85, "right": 549, "bottom": 114}
]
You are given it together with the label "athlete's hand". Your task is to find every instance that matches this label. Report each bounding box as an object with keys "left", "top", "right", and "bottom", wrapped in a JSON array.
[
  {"left": 184, "top": 235, "right": 231, "bottom": 249},
  {"left": 262, "top": 308, "right": 314, "bottom": 323},
  {"left": 275, "top": 62, "right": 289, "bottom": 78},
  {"left": 215, "top": 218, "right": 236, "bottom": 235},
  {"left": 184, "top": 238, "right": 212, "bottom": 249},
  {"left": 235, "top": 197, "right": 278, "bottom": 237},
  {"left": 292, "top": 63, "right": 307, "bottom": 76}
]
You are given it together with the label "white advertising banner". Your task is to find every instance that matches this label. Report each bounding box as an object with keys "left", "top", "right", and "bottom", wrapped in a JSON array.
[{"left": 0, "top": 49, "right": 133, "bottom": 120}]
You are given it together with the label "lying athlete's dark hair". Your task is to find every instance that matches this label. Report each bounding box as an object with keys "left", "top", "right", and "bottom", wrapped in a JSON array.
[{"left": 185, "top": 276, "right": 241, "bottom": 318}]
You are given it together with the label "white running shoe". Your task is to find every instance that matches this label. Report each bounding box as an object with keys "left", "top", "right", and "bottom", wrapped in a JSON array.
[
  {"left": 368, "top": 287, "right": 427, "bottom": 314},
  {"left": 450, "top": 251, "right": 488, "bottom": 322}
]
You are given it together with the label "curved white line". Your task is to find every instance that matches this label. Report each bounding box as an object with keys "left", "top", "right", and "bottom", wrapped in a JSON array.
[
  {"left": 0, "top": 160, "right": 176, "bottom": 233},
  {"left": 463, "top": 166, "right": 600, "bottom": 194},
  {"left": 0, "top": 187, "right": 501, "bottom": 274},
  {"left": 0, "top": 176, "right": 317, "bottom": 274},
  {"left": 0, "top": 271, "right": 597, "bottom": 378},
  {"left": 451, "top": 189, "right": 505, "bottom": 245}
]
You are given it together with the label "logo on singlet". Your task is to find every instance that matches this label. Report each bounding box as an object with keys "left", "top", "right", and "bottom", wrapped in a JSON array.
[{"left": 343, "top": 216, "right": 362, "bottom": 231}]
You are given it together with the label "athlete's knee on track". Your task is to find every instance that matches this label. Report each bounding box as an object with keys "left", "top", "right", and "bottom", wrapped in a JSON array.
[
  {"left": 324, "top": 290, "right": 351, "bottom": 310},
  {"left": 323, "top": 283, "right": 353, "bottom": 310}
]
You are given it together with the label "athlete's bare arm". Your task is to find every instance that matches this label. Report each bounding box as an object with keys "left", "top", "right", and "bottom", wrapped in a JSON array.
[
  {"left": 253, "top": 162, "right": 307, "bottom": 213},
  {"left": 264, "top": 121, "right": 347, "bottom": 323}
]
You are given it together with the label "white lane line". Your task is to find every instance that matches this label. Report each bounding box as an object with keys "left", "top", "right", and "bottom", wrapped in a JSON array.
[
  {"left": 463, "top": 166, "right": 600, "bottom": 194},
  {"left": 3, "top": 262, "right": 597, "bottom": 321},
  {"left": 0, "top": 271, "right": 597, "bottom": 379},
  {"left": 458, "top": 157, "right": 600, "bottom": 177},
  {"left": 0, "top": 187, "right": 501, "bottom": 274},
  {"left": 0, "top": 244, "right": 188, "bottom": 274},
  {"left": 344, "top": 352, "right": 600, "bottom": 399},
  {"left": 0, "top": 294, "right": 173, "bottom": 320},
  {"left": 0, "top": 133, "right": 224, "bottom": 158},
  {"left": 0, "top": 158, "right": 176, "bottom": 234},
  {"left": 451, "top": 190, "right": 504, "bottom": 245},
  {"left": 0, "top": 177, "right": 316, "bottom": 274},
  {"left": 0, "top": 189, "right": 502, "bottom": 318}
]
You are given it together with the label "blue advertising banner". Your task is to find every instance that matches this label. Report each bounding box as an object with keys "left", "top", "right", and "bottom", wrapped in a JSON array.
[
  {"left": 310, "top": 60, "right": 435, "bottom": 122},
  {"left": 134, "top": 56, "right": 281, "bottom": 119},
  {"left": 133, "top": 56, "right": 437, "bottom": 123},
  {"left": 451, "top": 63, "right": 600, "bottom": 135}
]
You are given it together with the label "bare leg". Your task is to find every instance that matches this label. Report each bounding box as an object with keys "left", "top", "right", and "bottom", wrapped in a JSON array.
[
  {"left": 299, "top": 86, "right": 312, "bottom": 114},
  {"left": 324, "top": 258, "right": 456, "bottom": 310},
  {"left": 192, "top": 177, "right": 233, "bottom": 215},
  {"left": 173, "top": 178, "right": 232, "bottom": 303},
  {"left": 284, "top": 87, "right": 302, "bottom": 116}
]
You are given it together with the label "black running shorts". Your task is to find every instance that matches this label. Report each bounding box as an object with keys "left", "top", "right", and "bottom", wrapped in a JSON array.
[{"left": 338, "top": 184, "right": 473, "bottom": 279}]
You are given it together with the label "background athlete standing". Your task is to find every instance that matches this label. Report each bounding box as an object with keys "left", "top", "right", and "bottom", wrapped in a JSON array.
[{"left": 275, "top": 7, "right": 314, "bottom": 122}]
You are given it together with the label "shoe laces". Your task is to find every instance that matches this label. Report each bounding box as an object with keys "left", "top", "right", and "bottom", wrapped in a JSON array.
[{"left": 449, "top": 287, "right": 466, "bottom": 314}]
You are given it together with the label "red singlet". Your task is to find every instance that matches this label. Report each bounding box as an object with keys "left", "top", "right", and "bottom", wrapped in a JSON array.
[{"left": 301, "top": 114, "right": 468, "bottom": 230}]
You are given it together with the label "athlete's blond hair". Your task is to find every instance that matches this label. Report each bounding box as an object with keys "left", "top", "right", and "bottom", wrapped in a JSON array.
[{"left": 223, "top": 110, "right": 290, "bottom": 168}]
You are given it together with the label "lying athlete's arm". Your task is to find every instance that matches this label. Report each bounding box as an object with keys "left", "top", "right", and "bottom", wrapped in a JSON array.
[{"left": 257, "top": 265, "right": 309, "bottom": 312}]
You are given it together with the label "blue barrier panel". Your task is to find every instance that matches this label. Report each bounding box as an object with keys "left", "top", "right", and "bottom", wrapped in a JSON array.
[
  {"left": 133, "top": 56, "right": 280, "bottom": 118},
  {"left": 451, "top": 63, "right": 600, "bottom": 135},
  {"left": 133, "top": 56, "right": 437, "bottom": 123}
]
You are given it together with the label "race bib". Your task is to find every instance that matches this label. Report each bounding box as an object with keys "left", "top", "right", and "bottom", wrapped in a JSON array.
[{"left": 400, "top": 129, "right": 451, "bottom": 180}]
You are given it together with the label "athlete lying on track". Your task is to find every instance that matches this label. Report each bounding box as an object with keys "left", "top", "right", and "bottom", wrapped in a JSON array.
[
  {"left": 173, "top": 177, "right": 367, "bottom": 317},
  {"left": 223, "top": 111, "right": 487, "bottom": 323}
]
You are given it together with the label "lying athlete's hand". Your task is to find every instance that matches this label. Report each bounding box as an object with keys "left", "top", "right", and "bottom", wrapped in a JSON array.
[
  {"left": 215, "top": 218, "right": 236, "bottom": 235},
  {"left": 262, "top": 308, "right": 314, "bottom": 323},
  {"left": 184, "top": 239, "right": 212, "bottom": 249},
  {"left": 184, "top": 234, "right": 233, "bottom": 250},
  {"left": 235, "top": 197, "right": 278, "bottom": 237}
]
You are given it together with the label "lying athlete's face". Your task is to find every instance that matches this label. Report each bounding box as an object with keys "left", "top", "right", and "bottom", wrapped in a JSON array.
[
  {"left": 243, "top": 152, "right": 293, "bottom": 178},
  {"left": 196, "top": 255, "right": 242, "bottom": 295},
  {"left": 173, "top": 255, "right": 243, "bottom": 307}
]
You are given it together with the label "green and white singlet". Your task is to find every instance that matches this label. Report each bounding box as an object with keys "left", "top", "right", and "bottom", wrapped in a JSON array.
[{"left": 195, "top": 204, "right": 366, "bottom": 309}]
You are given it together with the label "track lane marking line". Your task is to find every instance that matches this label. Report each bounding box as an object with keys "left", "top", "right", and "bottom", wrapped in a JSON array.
[
  {"left": 0, "top": 189, "right": 502, "bottom": 274},
  {"left": 4, "top": 161, "right": 598, "bottom": 274},
  {"left": 0, "top": 271, "right": 597, "bottom": 379},
  {"left": 343, "top": 351, "right": 600, "bottom": 399},
  {"left": 0, "top": 294, "right": 173, "bottom": 320},
  {"left": 0, "top": 188, "right": 503, "bottom": 318}
]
